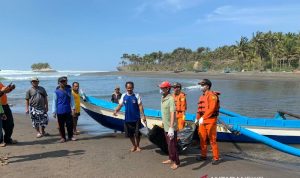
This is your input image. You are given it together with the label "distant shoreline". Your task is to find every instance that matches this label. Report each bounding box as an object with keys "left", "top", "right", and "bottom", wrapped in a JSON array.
[{"left": 81, "top": 71, "right": 300, "bottom": 81}]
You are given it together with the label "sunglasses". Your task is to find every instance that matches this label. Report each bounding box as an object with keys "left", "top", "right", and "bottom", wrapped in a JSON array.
[{"left": 32, "top": 81, "right": 39, "bottom": 83}]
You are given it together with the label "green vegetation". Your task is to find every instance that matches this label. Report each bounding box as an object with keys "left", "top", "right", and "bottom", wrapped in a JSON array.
[
  {"left": 118, "top": 31, "right": 300, "bottom": 72},
  {"left": 31, "top": 63, "right": 52, "bottom": 70}
]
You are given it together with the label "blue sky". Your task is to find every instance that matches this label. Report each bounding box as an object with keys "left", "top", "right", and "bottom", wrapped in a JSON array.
[{"left": 1, "top": 0, "right": 300, "bottom": 71}]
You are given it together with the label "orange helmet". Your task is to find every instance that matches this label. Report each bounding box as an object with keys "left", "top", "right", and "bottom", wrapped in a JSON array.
[{"left": 159, "top": 81, "right": 172, "bottom": 88}]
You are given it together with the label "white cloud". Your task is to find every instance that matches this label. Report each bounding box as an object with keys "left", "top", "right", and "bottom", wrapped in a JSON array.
[{"left": 198, "top": 4, "right": 300, "bottom": 25}]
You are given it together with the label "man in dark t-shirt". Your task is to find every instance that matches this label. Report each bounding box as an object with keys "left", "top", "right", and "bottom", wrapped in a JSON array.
[{"left": 25, "top": 77, "right": 49, "bottom": 138}]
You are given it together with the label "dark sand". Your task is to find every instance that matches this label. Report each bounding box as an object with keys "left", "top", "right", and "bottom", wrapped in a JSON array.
[{"left": 1, "top": 114, "right": 300, "bottom": 178}]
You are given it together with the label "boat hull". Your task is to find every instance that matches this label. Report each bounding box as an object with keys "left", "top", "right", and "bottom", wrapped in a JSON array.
[{"left": 81, "top": 100, "right": 300, "bottom": 144}]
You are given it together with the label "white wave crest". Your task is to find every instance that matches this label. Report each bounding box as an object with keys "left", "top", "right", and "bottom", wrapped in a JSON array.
[
  {"left": 184, "top": 85, "right": 200, "bottom": 90},
  {"left": 0, "top": 70, "right": 107, "bottom": 81}
]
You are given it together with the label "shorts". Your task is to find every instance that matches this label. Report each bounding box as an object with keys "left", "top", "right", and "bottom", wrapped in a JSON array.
[{"left": 124, "top": 120, "right": 141, "bottom": 138}]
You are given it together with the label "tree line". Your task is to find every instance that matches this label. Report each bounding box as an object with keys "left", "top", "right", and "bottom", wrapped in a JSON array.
[{"left": 118, "top": 31, "right": 300, "bottom": 72}]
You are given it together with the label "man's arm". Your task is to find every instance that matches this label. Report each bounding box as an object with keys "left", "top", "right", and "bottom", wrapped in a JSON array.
[
  {"left": 52, "top": 93, "right": 57, "bottom": 118},
  {"left": 45, "top": 97, "right": 48, "bottom": 113},
  {"left": 113, "top": 103, "right": 123, "bottom": 116},
  {"left": 139, "top": 103, "right": 146, "bottom": 122},
  {"left": 25, "top": 99, "right": 30, "bottom": 114}
]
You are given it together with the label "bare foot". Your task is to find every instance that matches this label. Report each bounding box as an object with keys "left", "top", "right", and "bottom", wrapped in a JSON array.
[
  {"left": 130, "top": 147, "right": 136, "bottom": 152},
  {"left": 171, "top": 163, "right": 179, "bottom": 170},
  {"left": 135, "top": 147, "right": 141, "bottom": 152},
  {"left": 162, "top": 160, "right": 172, "bottom": 164}
]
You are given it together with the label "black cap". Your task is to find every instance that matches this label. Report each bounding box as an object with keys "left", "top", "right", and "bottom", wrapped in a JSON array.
[
  {"left": 58, "top": 76, "right": 68, "bottom": 83},
  {"left": 198, "top": 79, "right": 212, "bottom": 88},
  {"left": 172, "top": 82, "right": 182, "bottom": 88}
]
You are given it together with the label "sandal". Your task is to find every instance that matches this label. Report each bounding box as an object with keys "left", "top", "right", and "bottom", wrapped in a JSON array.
[
  {"left": 6, "top": 139, "right": 18, "bottom": 144},
  {"left": 70, "top": 137, "right": 77, "bottom": 141},
  {"left": 0, "top": 143, "right": 6, "bottom": 147},
  {"left": 42, "top": 132, "right": 50, "bottom": 136},
  {"left": 36, "top": 133, "right": 43, "bottom": 138},
  {"left": 58, "top": 138, "right": 66, "bottom": 143}
]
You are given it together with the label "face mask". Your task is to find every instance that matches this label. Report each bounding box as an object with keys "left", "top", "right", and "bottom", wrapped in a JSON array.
[
  {"left": 200, "top": 85, "right": 206, "bottom": 92},
  {"left": 159, "top": 89, "right": 163, "bottom": 94}
]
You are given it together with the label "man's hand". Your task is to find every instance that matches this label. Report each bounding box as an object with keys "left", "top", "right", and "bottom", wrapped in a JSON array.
[
  {"left": 1, "top": 86, "right": 10, "bottom": 93},
  {"left": 167, "top": 127, "right": 174, "bottom": 139},
  {"left": 1, "top": 114, "right": 7, "bottom": 120},
  {"left": 113, "top": 111, "right": 118, "bottom": 116},
  {"left": 199, "top": 117, "right": 204, "bottom": 124},
  {"left": 72, "top": 109, "right": 76, "bottom": 117},
  {"left": 142, "top": 115, "right": 146, "bottom": 122},
  {"left": 25, "top": 109, "right": 29, "bottom": 114}
]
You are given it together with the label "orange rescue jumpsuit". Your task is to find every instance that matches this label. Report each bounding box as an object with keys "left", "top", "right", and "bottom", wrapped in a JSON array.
[
  {"left": 173, "top": 92, "right": 187, "bottom": 130},
  {"left": 196, "top": 90, "right": 220, "bottom": 160}
]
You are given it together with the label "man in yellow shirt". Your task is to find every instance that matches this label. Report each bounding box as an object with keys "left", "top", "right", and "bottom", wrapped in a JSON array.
[{"left": 72, "top": 82, "right": 81, "bottom": 135}]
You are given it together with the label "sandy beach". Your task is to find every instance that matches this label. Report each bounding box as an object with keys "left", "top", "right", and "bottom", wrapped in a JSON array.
[
  {"left": 0, "top": 113, "right": 299, "bottom": 178},
  {"left": 82, "top": 71, "right": 300, "bottom": 82}
]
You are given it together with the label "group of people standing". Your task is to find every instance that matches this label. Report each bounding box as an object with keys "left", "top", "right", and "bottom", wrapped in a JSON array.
[
  {"left": 113, "top": 78, "right": 221, "bottom": 170},
  {"left": 0, "top": 76, "right": 82, "bottom": 147},
  {"left": 1, "top": 76, "right": 221, "bottom": 169}
]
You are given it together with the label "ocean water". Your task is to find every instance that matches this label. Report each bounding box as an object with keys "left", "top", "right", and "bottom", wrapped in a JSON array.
[
  {"left": 1, "top": 70, "right": 300, "bottom": 168},
  {"left": 1, "top": 70, "right": 300, "bottom": 131}
]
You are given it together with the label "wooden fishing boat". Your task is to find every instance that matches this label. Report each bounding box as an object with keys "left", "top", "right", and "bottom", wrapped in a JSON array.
[{"left": 81, "top": 96, "right": 300, "bottom": 144}]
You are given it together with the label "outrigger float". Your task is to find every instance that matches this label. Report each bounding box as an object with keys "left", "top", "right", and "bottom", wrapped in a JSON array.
[{"left": 80, "top": 95, "right": 300, "bottom": 157}]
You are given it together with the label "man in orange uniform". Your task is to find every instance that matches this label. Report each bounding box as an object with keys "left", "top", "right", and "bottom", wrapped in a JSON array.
[
  {"left": 172, "top": 82, "right": 187, "bottom": 130},
  {"left": 0, "top": 82, "right": 17, "bottom": 145},
  {"left": 195, "top": 79, "right": 220, "bottom": 165}
]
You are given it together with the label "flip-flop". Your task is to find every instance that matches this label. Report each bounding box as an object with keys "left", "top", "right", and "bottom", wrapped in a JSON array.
[
  {"left": 36, "top": 133, "right": 43, "bottom": 138},
  {"left": 70, "top": 137, "right": 77, "bottom": 141},
  {"left": 58, "top": 138, "right": 66, "bottom": 143},
  {"left": 162, "top": 160, "right": 172, "bottom": 164},
  {"left": 42, "top": 132, "right": 50, "bottom": 136}
]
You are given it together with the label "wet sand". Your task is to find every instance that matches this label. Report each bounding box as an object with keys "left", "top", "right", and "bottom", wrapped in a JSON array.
[
  {"left": 1, "top": 114, "right": 300, "bottom": 178},
  {"left": 82, "top": 71, "right": 300, "bottom": 81}
]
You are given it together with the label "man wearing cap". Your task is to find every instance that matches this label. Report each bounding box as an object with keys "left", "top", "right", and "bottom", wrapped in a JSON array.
[
  {"left": 195, "top": 79, "right": 221, "bottom": 165},
  {"left": 0, "top": 81, "right": 17, "bottom": 145},
  {"left": 52, "top": 76, "right": 76, "bottom": 143},
  {"left": 172, "top": 82, "right": 187, "bottom": 130},
  {"left": 111, "top": 86, "right": 122, "bottom": 104},
  {"left": 159, "top": 81, "right": 180, "bottom": 170},
  {"left": 26, "top": 77, "right": 49, "bottom": 138}
]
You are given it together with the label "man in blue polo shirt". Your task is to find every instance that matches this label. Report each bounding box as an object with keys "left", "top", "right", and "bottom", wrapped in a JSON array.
[
  {"left": 113, "top": 81, "right": 146, "bottom": 152},
  {"left": 52, "top": 76, "right": 77, "bottom": 143}
]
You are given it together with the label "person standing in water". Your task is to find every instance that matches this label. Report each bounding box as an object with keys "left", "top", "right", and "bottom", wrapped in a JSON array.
[{"left": 111, "top": 86, "right": 122, "bottom": 104}]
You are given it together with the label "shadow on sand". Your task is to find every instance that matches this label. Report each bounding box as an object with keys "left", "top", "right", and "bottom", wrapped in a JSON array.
[{"left": 8, "top": 149, "right": 85, "bottom": 164}]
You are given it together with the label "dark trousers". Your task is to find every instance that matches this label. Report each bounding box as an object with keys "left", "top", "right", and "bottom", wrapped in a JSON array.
[
  {"left": 57, "top": 113, "right": 73, "bottom": 140},
  {"left": 1, "top": 104, "right": 14, "bottom": 143},
  {"left": 165, "top": 131, "right": 180, "bottom": 165}
]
